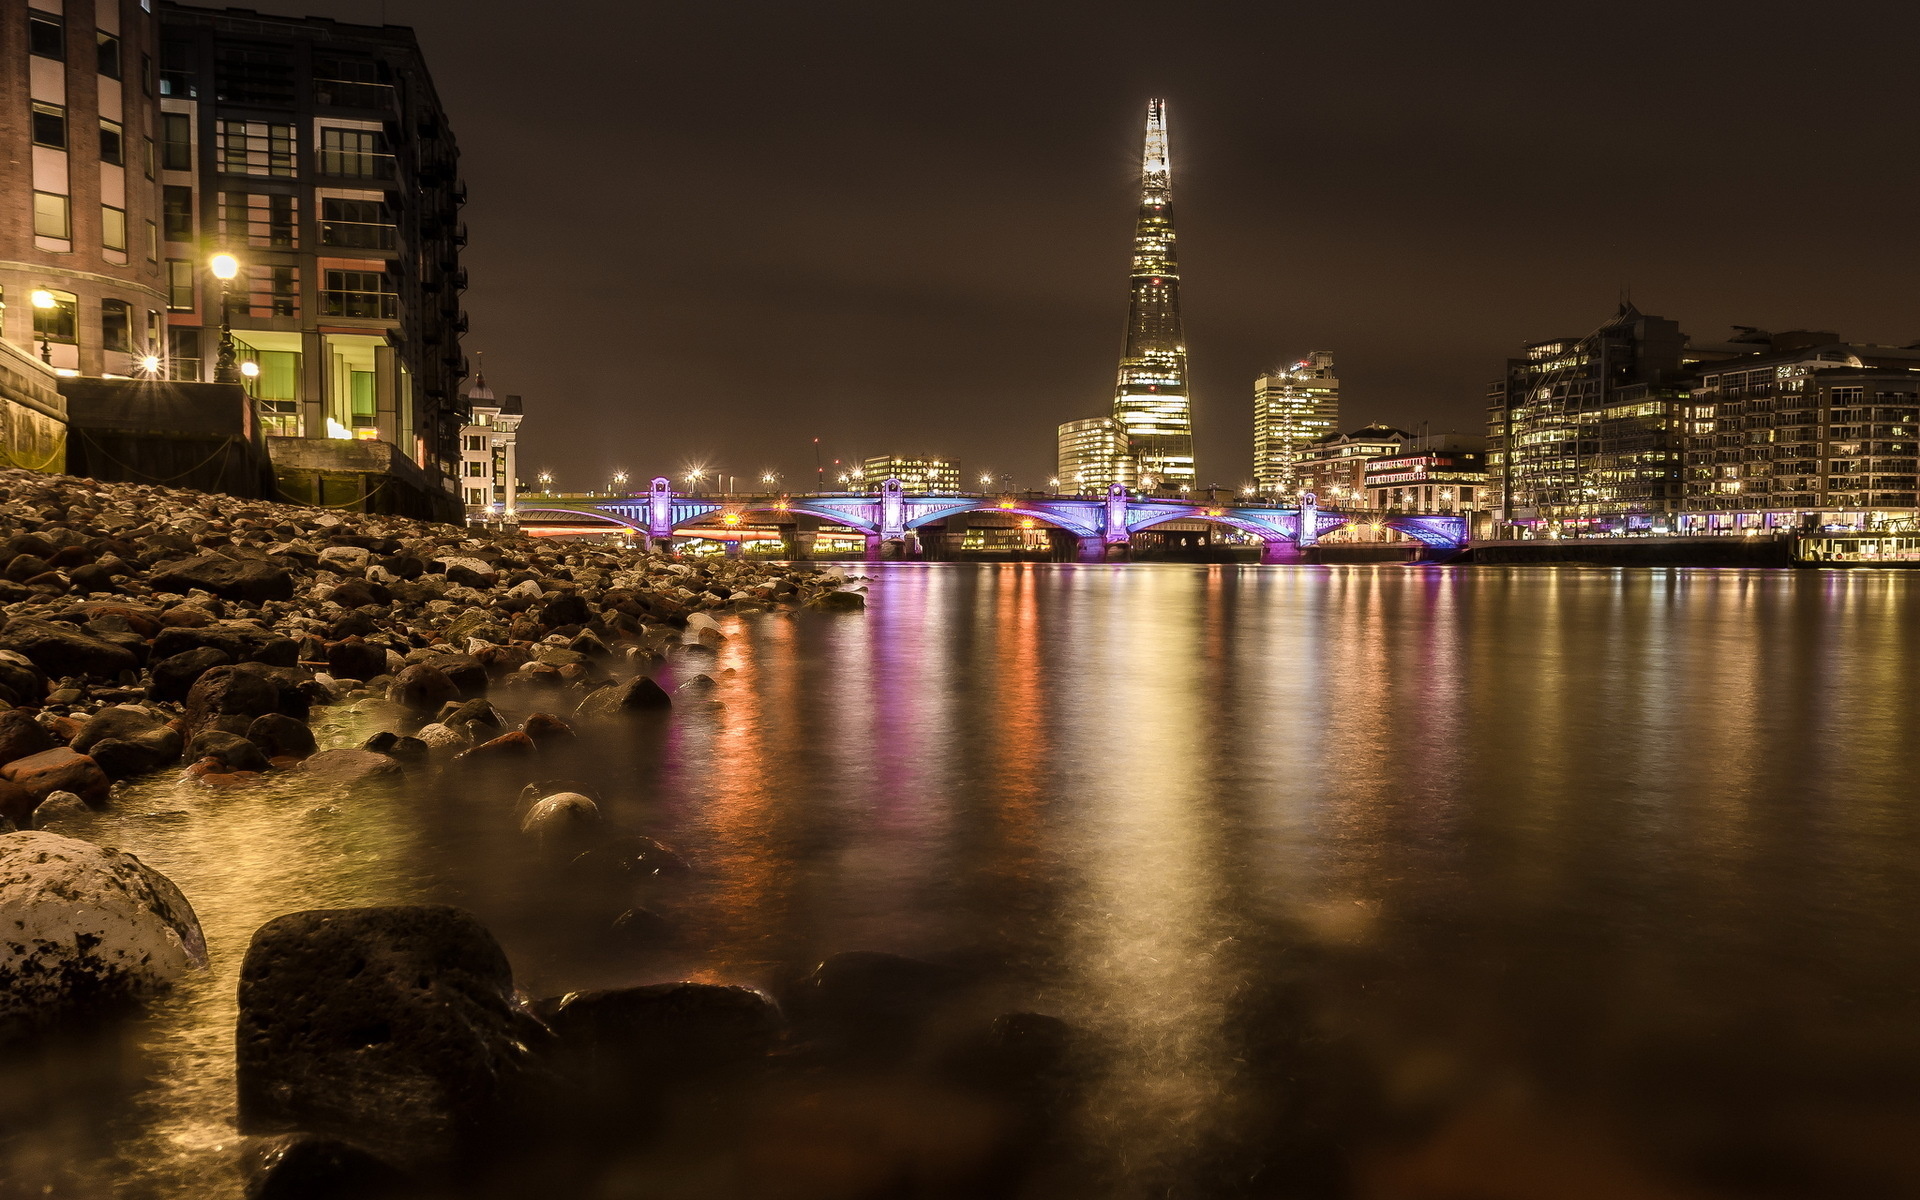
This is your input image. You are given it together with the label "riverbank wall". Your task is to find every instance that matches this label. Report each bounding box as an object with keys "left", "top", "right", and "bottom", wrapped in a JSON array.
[{"left": 1468, "top": 535, "right": 1794, "bottom": 567}]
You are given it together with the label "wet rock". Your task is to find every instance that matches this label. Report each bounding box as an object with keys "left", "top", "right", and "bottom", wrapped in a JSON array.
[
  {"left": 0, "top": 777, "right": 36, "bottom": 827},
  {"left": 29, "top": 789, "right": 92, "bottom": 829},
  {"left": 518, "top": 791, "right": 599, "bottom": 847},
  {"left": 0, "top": 831, "right": 207, "bottom": 1027},
  {"left": 390, "top": 664, "right": 458, "bottom": 713},
  {"left": 89, "top": 736, "right": 183, "bottom": 780},
  {"left": 234, "top": 904, "right": 554, "bottom": 1174},
  {"left": 536, "top": 592, "right": 591, "bottom": 628},
  {"left": 150, "top": 553, "right": 295, "bottom": 602},
  {"left": 572, "top": 675, "right": 672, "bottom": 720},
  {"left": 387, "top": 736, "right": 428, "bottom": 761},
  {"left": 0, "top": 651, "right": 47, "bottom": 707},
  {"left": 149, "top": 645, "right": 233, "bottom": 702},
  {"left": 458, "top": 730, "right": 535, "bottom": 763},
  {"left": 0, "top": 747, "right": 110, "bottom": 807},
  {"left": 436, "top": 557, "right": 495, "bottom": 588},
  {"left": 326, "top": 578, "right": 387, "bottom": 610},
  {"left": 325, "top": 638, "right": 386, "bottom": 682},
  {"left": 413, "top": 722, "right": 468, "bottom": 751},
  {"left": 0, "top": 707, "right": 56, "bottom": 765},
  {"left": 809, "top": 589, "right": 866, "bottom": 612},
  {"left": 520, "top": 712, "right": 575, "bottom": 748},
  {"left": 789, "top": 951, "right": 968, "bottom": 1046},
  {"left": 248, "top": 713, "right": 317, "bottom": 761},
  {"left": 0, "top": 616, "right": 139, "bottom": 679},
  {"left": 243, "top": 1134, "right": 412, "bottom": 1200},
  {"left": 437, "top": 697, "right": 502, "bottom": 730},
  {"left": 361, "top": 731, "right": 398, "bottom": 754},
  {"left": 187, "top": 729, "right": 273, "bottom": 773},
  {"left": 301, "top": 748, "right": 402, "bottom": 784},
  {"left": 532, "top": 982, "right": 780, "bottom": 1095},
  {"left": 184, "top": 665, "right": 283, "bottom": 738},
  {"left": 609, "top": 906, "right": 671, "bottom": 946},
  {"left": 70, "top": 704, "right": 171, "bottom": 754},
  {"left": 571, "top": 833, "right": 688, "bottom": 880}
]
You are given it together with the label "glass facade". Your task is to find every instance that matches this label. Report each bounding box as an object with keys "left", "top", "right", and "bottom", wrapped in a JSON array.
[
  {"left": 1111, "top": 100, "right": 1194, "bottom": 489},
  {"left": 1253, "top": 351, "right": 1340, "bottom": 493},
  {"left": 1057, "top": 416, "right": 1135, "bottom": 493}
]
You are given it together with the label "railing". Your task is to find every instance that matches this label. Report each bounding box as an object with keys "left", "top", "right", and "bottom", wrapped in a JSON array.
[
  {"left": 319, "top": 290, "right": 397, "bottom": 319},
  {"left": 314, "top": 78, "right": 394, "bottom": 109},
  {"left": 319, "top": 219, "right": 396, "bottom": 250}
]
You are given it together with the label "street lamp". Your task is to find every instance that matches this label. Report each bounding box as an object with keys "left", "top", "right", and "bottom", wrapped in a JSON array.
[
  {"left": 29, "top": 289, "right": 55, "bottom": 364},
  {"left": 611, "top": 470, "right": 629, "bottom": 494},
  {"left": 979, "top": 472, "right": 993, "bottom": 488},
  {"left": 1048, "top": 476, "right": 1060, "bottom": 492},
  {"left": 139, "top": 352, "right": 162, "bottom": 377},
  {"left": 538, "top": 470, "right": 554, "bottom": 494},
  {"left": 209, "top": 252, "right": 240, "bottom": 382}
]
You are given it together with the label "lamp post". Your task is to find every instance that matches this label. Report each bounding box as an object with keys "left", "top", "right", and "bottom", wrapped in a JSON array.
[
  {"left": 209, "top": 252, "right": 240, "bottom": 383},
  {"left": 29, "top": 289, "right": 55, "bottom": 364},
  {"left": 611, "top": 470, "right": 629, "bottom": 495},
  {"left": 538, "top": 470, "right": 554, "bottom": 495}
]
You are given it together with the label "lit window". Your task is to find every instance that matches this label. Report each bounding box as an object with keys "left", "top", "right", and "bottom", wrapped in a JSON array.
[
  {"left": 165, "top": 259, "right": 195, "bottom": 310},
  {"left": 318, "top": 127, "right": 391, "bottom": 179},
  {"left": 320, "top": 269, "right": 396, "bottom": 319},
  {"left": 101, "top": 205, "right": 127, "bottom": 252},
  {"left": 33, "top": 290, "right": 78, "bottom": 344},
  {"left": 33, "top": 192, "right": 71, "bottom": 239},
  {"left": 220, "top": 191, "right": 298, "bottom": 248},
  {"left": 215, "top": 120, "right": 296, "bottom": 177}
]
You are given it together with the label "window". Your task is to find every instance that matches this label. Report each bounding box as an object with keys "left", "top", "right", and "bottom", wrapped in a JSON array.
[
  {"left": 146, "top": 220, "right": 158, "bottom": 261},
  {"left": 29, "top": 12, "right": 63, "bottom": 59},
  {"left": 466, "top": 488, "right": 487, "bottom": 506},
  {"left": 244, "top": 264, "right": 299, "bottom": 318},
  {"left": 214, "top": 46, "right": 293, "bottom": 107},
  {"left": 99, "top": 118, "right": 124, "bottom": 165},
  {"left": 320, "top": 269, "right": 396, "bottom": 319},
  {"left": 33, "top": 192, "right": 70, "bottom": 239},
  {"left": 33, "top": 290, "right": 78, "bottom": 344},
  {"left": 31, "top": 103, "right": 67, "bottom": 150},
  {"left": 466, "top": 435, "right": 485, "bottom": 451},
  {"left": 101, "top": 205, "right": 127, "bottom": 252},
  {"left": 101, "top": 299, "right": 132, "bottom": 352},
  {"left": 168, "top": 328, "right": 201, "bottom": 380},
  {"left": 161, "top": 113, "right": 192, "bottom": 170},
  {"left": 318, "top": 127, "right": 391, "bottom": 179},
  {"left": 166, "top": 259, "right": 195, "bottom": 310},
  {"left": 143, "top": 136, "right": 154, "bottom": 178},
  {"left": 162, "top": 186, "right": 194, "bottom": 240},
  {"left": 220, "top": 191, "right": 298, "bottom": 248},
  {"left": 319, "top": 197, "right": 394, "bottom": 249},
  {"left": 466, "top": 461, "right": 487, "bottom": 478},
  {"left": 96, "top": 31, "right": 121, "bottom": 79},
  {"left": 314, "top": 55, "right": 389, "bottom": 108},
  {"left": 215, "top": 120, "right": 295, "bottom": 177}
]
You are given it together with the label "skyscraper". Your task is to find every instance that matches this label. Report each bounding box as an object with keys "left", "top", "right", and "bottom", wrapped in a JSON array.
[
  {"left": 1253, "top": 351, "right": 1340, "bottom": 493},
  {"left": 1111, "top": 99, "right": 1193, "bottom": 489},
  {"left": 1057, "top": 415, "right": 1134, "bottom": 492}
]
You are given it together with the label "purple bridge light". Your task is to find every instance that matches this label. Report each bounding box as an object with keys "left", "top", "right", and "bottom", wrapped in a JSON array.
[{"left": 518, "top": 478, "right": 1471, "bottom": 563}]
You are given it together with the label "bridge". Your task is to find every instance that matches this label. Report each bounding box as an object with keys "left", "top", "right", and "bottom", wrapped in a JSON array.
[{"left": 513, "top": 477, "right": 1470, "bottom": 563}]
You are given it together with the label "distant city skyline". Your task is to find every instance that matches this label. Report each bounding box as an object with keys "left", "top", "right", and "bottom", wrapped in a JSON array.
[{"left": 222, "top": 0, "right": 1920, "bottom": 491}]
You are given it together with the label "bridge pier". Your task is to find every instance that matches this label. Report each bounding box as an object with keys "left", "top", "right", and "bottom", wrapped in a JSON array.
[
  {"left": 1076, "top": 535, "right": 1109, "bottom": 562},
  {"left": 864, "top": 534, "right": 883, "bottom": 561},
  {"left": 1261, "top": 540, "right": 1306, "bottom": 565}
]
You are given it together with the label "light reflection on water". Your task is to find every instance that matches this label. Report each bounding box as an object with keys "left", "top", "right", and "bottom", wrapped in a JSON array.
[{"left": 11, "top": 563, "right": 1920, "bottom": 1198}]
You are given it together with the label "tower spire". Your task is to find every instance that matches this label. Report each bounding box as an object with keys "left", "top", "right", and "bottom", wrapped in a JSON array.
[{"left": 1111, "top": 98, "right": 1194, "bottom": 490}]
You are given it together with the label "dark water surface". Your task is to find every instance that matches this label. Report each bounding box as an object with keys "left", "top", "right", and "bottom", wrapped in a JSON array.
[{"left": 11, "top": 563, "right": 1920, "bottom": 1199}]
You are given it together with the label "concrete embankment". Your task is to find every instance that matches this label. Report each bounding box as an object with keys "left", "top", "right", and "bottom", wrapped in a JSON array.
[{"left": 1467, "top": 535, "right": 1795, "bottom": 567}]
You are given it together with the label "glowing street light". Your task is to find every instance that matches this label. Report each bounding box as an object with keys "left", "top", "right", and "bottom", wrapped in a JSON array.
[
  {"left": 208, "top": 252, "right": 240, "bottom": 382},
  {"left": 239, "top": 359, "right": 260, "bottom": 378},
  {"left": 979, "top": 472, "right": 993, "bottom": 488},
  {"left": 29, "top": 289, "right": 55, "bottom": 363},
  {"left": 538, "top": 470, "right": 554, "bottom": 493},
  {"left": 139, "top": 353, "right": 162, "bottom": 376},
  {"left": 611, "top": 470, "right": 630, "bottom": 493}
]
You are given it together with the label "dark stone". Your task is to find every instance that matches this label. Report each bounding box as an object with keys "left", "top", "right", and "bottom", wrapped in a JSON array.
[
  {"left": 249, "top": 638, "right": 301, "bottom": 668},
  {"left": 184, "top": 666, "right": 282, "bottom": 738},
  {"left": 0, "top": 708, "right": 56, "bottom": 765},
  {"left": 374, "top": 554, "right": 424, "bottom": 580},
  {"left": 809, "top": 589, "right": 866, "bottom": 612},
  {"left": 387, "top": 736, "right": 428, "bottom": 761},
  {"left": 0, "top": 747, "right": 111, "bottom": 806},
  {"left": 330, "top": 611, "right": 380, "bottom": 639},
  {"left": 326, "top": 638, "right": 387, "bottom": 682},
  {"left": 0, "top": 777, "right": 37, "bottom": 827},
  {"left": 0, "top": 616, "right": 139, "bottom": 680},
  {"left": 361, "top": 731, "right": 399, "bottom": 754},
  {"left": 150, "top": 553, "right": 295, "bottom": 603},
  {"left": 3, "top": 553, "right": 52, "bottom": 582},
  {"left": 390, "top": 664, "right": 458, "bottom": 713},
  {"left": 537, "top": 593, "right": 592, "bottom": 629},
  {"left": 68, "top": 563, "right": 115, "bottom": 594},
  {"left": 570, "top": 834, "right": 688, "bottom": 880},
  {"left": 301, "top": 749, "right": 403, "bottom": 783},
  {"left": 186, "top": 729, "right": 272, "bottom": 773},
  {"left": 430, "top": 654, "right": 488, "bottom": 698},
  {"left": 234, "top": 905, "right": 555, "bottom": 1174},
  {"left": 520, "top": 712, "right": 574, "bottom": 748},
  {"left": 89, "top": 736, "right": 181, "bottom": 780},
  {"left": 0, "top": 656, "right": 46, "bottom": 707},
  {"left": 457, "top": 731, "right": 536, "bottom": 763},
  {"left": 248, "top": 713, "right": 317, "bottom": 760},
  {"left": 150, "top": 624, "right": 271, "bottom": 662},
  {"left": 532, "top": 983, "right": 779, "bottom": 1097},
  {"left": 437, "top": 698, "right": 502, "bottom": 731},
  {"left": 150, "top": 646, "right": 234, "bottom": 702},
  {"left": 71, "top": 704, "right": 170, "bottom": 754},
  {"left": 243, "top": 1135, "right": 412, "bottom": 1200},
  {"left": 327, "top": 578, "right": 388, "bottom": 610},
  {"left": 571, "top": 675, "right": 672, "bottom": 720},
  {"left": 567, "top": 630, "right": 610, "bottom": 658}
]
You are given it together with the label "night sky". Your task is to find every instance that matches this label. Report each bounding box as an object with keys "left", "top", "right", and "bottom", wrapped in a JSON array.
[{"left": 244, "top": 0, "right": 1920, "bottom": 491}]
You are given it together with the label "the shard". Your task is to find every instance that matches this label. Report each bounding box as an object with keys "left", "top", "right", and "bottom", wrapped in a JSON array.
[{"left": 1111, "top": 99, "right": 1194, "bottom": 489}]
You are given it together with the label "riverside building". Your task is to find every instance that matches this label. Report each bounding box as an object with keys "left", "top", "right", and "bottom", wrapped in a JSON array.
[
  {"left": 1295, "top": 424, "right": 1409, "bottom": 506},
  {"left": 1110, "top": 99, "right": 1193, "bottom": 490},
  {"left": 856, "top": 454, "right": 958, "bottom": 493},
  {"left": 458, "top": 368, "right": 520, "bottom": 523},
  {"left": 1056, "top": 415, "right": 1133, "bottom": 492},
  {"left": 1252, "top": 351, "right": 1339, "bottom": 493},
  {"left": 1, "top": 0, "right": 469, "bottom": 514}
]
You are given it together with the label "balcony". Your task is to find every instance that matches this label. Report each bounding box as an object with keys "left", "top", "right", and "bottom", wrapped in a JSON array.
[
  {"left": 320, "top": 290, "right": 398, "bottom": 320},
  {"left": 318, "top": 219, "right": 397, "bottom": 251},
  {"left": 315, "top": 78, "right": 394, "bottom": 110}
]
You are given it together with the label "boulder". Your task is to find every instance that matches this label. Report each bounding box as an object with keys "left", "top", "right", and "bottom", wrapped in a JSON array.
[
  {"left": 520, "top": 712, "right": 575, "bottom": 748},
  {"left": 0, "top": 708, "right": 56, "bottom": 765},
  {"left": 315, "top": 545, "right": 372, "bottom": 572},
  {"left": 0, "top": 747, "right": 110, "bottom": 806},
  {"left": 0, "top": 652, "right": 47, "bottom": 707},
  {"left": 536, "top": 593, "right": 591, "bottom": 628},
  {"left": 234, "top": 905, "right": 553, "bottom": 1173},
  {"left": 89, "top": 736, "right": 183, "bottom": 780},
  {"left": 71, "top": 704, "right": 170, "bottom": 754},
  {"left": 0, "top": 616, "right": 139, "bottom": 679},
  {"left": 243, "top": 1135, "right": 412, "bottom": 1200},
  {"left": 186, "top": 729, "right": 273, "bottom": 773},
  {"left": 0, "top": 832, "right": 207, "bottom": 1027},
  {"left": 437, "top": 698, "right": 503, "bottom": 731},
  {"left": 149, "top": 646, "right": 233, "bottom": 702},
  {"left": 29, "top": 790, "right": 93, "bottom": 829},
  {"left": 390, "top": 664, "right": 458, "bottom": 713},
  {"left": 184, "top": 665, "right": 282, "bottom": 737},
  {"left": 150, "top": 553, "right": 294, "bottom": 603},
  {"left": 531, "top": 982, "right": 779, "bottom": 1093},
  {"left": 325, "top": 638, "right": 387, "bottom": 682},
  {"left": 809, "top": 589, "right": 866, "bottom": 612},
  {"left": 788, "top": 950, "right": 967, "bottom": 1045},
  {"left": 435, "top": 558, "right": 496, "bottom": 588},
  {"left": 0, "top": 778, "right": 36, "bottom": 827},
  {"left": 518, "top": 791, "right": 600, "bottom": 847},
  {"left": 571, "top": 675, "right": 672, "bottom": 720},
  {"left": 247, "top": 713, "right": 317, "bottom": 761},
  {"left": 413, "top": 722, "right": 469, "bottom": 751},
  {"left": 301, "top": 748, "right": 402, "bottom": 784},
  {"left": 457, "top": 731, "right": 535, "bottom": 764},
  {"left": 570, "top": 833, "right": 689, "bottom": 880}
]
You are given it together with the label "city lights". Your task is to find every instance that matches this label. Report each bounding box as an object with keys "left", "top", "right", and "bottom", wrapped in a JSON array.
[{"left": 208, "top": 252, "right": 239, "bottom": 281}]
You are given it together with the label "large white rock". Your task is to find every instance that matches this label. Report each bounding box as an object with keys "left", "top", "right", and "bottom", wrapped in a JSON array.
[
  {"left": 0, "top": 831, "right": 207, "bottom": 1024},
  {"left": 414, "top": 722, "right": 470, "bottom": 751},
  {"left": 519, "top": 793, "right": 600, "bottom": 846},
  {"left": 316, "top": 545, "right": 371, "bottom": 572},
  {"left": 685, "top": 612, "right": 723, "bottom": 635}
]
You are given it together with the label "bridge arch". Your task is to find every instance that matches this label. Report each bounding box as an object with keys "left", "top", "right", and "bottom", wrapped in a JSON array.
[
  {"left": 669, "top": 500, "right": 881, "bottom": 536},
  {"left": 1124, "top": 506, "right": 1296, "bottom": 545}
]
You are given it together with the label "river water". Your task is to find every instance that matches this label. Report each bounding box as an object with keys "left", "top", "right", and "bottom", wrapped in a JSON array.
[{"left": 7, "top": 563, "right": 1920, "bottom": 1199}]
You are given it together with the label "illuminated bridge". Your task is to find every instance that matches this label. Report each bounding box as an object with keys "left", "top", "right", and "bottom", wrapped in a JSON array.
[{"left": 513, "top": 477, "right": 1469, "bottom": 563}]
